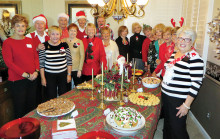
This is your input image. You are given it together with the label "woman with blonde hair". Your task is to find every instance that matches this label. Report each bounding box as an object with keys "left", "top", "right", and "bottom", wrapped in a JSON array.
[
  {"left": 81, "top": 23, "right": 107, "bottom": 81},
  {"left": 153, "top": 23, "right": 165, "bottom": 59},
  {"left": 39, "top": 26, "right": 72, "bottom": 100},
  {"left": 101, "top": 26, "right": 119, "bottom": 70},
  {"left": 130, "top": 22, "right": 146, "bottom": 70}
]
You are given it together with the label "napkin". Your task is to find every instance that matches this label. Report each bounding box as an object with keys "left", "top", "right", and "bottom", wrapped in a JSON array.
[
  {"left": 71, "top": 110, "right": 78, "bottom": 118},
  {"left": 103, "top": 108, "right": 111, "bottom": 116},
  {"left": 137, "top": 88, "right": 143, "bottom": 92}
]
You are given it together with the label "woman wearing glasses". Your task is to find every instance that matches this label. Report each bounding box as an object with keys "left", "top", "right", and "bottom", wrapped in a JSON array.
[
  {"left": 161, "top": 27, "right": 204, "bottom": 139},
  {"left": 81, "top": 23, "right": 107, "bottom": 82}
]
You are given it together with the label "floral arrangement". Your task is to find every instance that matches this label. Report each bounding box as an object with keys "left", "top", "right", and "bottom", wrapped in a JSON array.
[
  {"left": 95, "top": 61, "right": 132, "bottom": 91},
  {"left": 207, "top": 8, "right": 220, "bottom": 60}
]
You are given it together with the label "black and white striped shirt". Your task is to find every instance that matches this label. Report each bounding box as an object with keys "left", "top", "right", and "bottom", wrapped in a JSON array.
[
  {"left": 162, "top": 50, "right": 204, "bottom": 99},
  {"left": 39, "top": 41, "right": 72, "bottom": 73}
]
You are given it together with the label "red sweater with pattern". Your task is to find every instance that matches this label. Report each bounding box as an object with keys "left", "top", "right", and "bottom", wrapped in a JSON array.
[
  {"left": 82, "top": 37, "right": 107, "bottom": 75},
  {"left": 2, "top": 37, "right": 39, "bottom": 81}
]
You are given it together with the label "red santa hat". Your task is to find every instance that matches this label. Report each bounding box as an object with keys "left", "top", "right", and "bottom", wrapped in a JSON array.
[
  {"left": 32, "top": 14, "right": 48, "bottom": 29},
  {"left": 57, "top": 13, "right": 69, "bottom": 21},
  {"left": 76, "top": 11, "right": 86, "bottom": 20}
]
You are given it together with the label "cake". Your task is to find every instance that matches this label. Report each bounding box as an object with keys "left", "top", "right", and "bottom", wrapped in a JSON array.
[{"left": 110, "top": 107, "right": 142, "bottom": 128}]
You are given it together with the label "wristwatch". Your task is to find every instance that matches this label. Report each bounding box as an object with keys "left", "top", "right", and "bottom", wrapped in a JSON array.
[{"left": 26, "top": 73, "right": 30, "bottom": 78}]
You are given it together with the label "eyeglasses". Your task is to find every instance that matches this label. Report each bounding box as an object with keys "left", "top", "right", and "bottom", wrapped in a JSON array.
[{"left": 178, "top": 37, "right": 191, "bottom": 43}]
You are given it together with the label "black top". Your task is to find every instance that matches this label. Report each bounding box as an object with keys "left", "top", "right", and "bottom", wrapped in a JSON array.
[
  {"left": 129, "top": 33, "right": 146, "bottom": 59},
  {"left": 115, "top": 36, "right": 130, "bottom": 60}
]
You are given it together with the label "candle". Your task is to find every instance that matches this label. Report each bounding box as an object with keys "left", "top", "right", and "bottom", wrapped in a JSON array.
[
  {"left": 107, "top": 57, "right": 108, "bottom": 71},
  {"left": 92, "top": 68, "right": 94, "bottom": 90},
  {"left": 133, "top": 61, "right": 136, "bottom": 83},
  {"left": 102, "top": 62, "right": 104, "bottom": 85},
  {"left": 127, "top": 67, "right": 128, "bottom": 80},
  {"left": 127, "top": 53, "right": 128, "bottom": 63},
  {"left": 121, "top": 68, "right": 123, "bottom": 91}
]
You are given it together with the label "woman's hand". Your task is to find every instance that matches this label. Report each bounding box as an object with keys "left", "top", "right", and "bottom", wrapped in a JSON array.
[
  {"left": 151, "top": 71, "right": 157, "bottom": 77},
  {"left": 77, "top": 71, "right": 82, "bottom": 78},
  {"left": 41, "top": 77, "right": 47, "bottom": 86},
  {"left": 67, "top": 75, "right": 71, "bottom": 83},
  {"left": 176, "top": 104, "right": 189, "bottom": 118},
  {"left": 156, "top": 59, "right": 161, "bottom": 65},
  {"left": 37, "top": 43, "right": 45, "bottom": 51},
  {"left": 30, "top": 72, "right": 38, "bottom": 81}
]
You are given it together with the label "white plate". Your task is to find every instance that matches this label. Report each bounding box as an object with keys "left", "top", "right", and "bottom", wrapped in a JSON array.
[
  {"left": 37, "top": 105, "right": 75, "bottom": 118},
  {"left": 142, "top": 77, "right": 161, "bottom": 88},
  {"left": 106, "top": 111, "right": 145, "bottom": 133}
]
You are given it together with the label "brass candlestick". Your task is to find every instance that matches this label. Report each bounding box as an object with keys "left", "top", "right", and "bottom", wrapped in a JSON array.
[
  {"left": 98, "top": 84, "right": 106, "bottom": 109},
  {"left": 117, "top": 89, "right": 125, "bottom": 105},
  {"left": 130, "top": 83, "right": 136, "bottom": 93},
  {"left": 90, "top": 88, "right": 96, "bottom": 100}
]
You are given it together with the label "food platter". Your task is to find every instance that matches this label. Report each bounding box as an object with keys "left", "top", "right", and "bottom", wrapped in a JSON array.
[
  {"left": 37, "top": 98, "right": 75, "bottom": 117},
  {"left": 142, "top": 77, "right": 161, "bottom": 88},
  {"left": 106, "top": 111, "right": 145, "bottom": 133},
  {"left": 76, "top": 82, "right": 92, "bottom": 89},
  {"left": 132, "top": 69, "right": 144, "bottom": 76},
  {"left": 78, "top": 131, "right": 115, "bottom": 139}
]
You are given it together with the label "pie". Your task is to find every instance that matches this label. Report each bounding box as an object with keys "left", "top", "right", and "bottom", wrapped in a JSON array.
[{"left": 37, "top": 98, "right": 75, "bottom": 116}]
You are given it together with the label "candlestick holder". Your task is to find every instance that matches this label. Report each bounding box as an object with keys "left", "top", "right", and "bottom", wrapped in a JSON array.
[
  {"left": 98, "top": 85, "right": 106, "bottom": 109},
  {"left": 117, "top": 89, "right": 125, "bottom": 106},
  {"left": 130, "top": 83, "right": 136, "bottom": 93},
  {"left": 90, "top": 88, "right": 96, "bottom": 100}
]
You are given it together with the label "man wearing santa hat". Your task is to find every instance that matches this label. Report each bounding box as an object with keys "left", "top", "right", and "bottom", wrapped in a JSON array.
[
  {"left": 76, "top": 11, "right": 87, "bottom": 40},
  {"left": 96, "top": 16, "right": 114, "bottom": 40},
  {"left": 26, "top": 14, "right": 50, "bottom": 50},
  {"left": 57, "top": 13, "right": 69, "bottom": 39}
]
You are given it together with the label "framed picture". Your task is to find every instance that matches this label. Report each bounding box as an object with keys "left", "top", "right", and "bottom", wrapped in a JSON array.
[
  {"left": 65, "top": 1, "right": 97, "bottom": 26},
  {"left": 0, "top": 1, "right": 21, "bottom": 19},
  {"left": 206, "top": 61, "right": 220, "bottom": 83}
]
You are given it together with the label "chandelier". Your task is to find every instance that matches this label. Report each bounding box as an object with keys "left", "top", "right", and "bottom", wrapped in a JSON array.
[{"left": 87, "top": 0, "right": 149, "bottom": 22}]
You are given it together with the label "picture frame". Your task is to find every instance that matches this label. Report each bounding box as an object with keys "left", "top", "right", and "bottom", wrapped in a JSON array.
[
  {"left": 65, "top": 1, "right": 97, "bottom": 26},
  {"left": 0, "top": 1, "right": 22, "bottom": 19}
]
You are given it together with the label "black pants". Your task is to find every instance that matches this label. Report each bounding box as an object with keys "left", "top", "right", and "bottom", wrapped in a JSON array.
[
  {"left": 45, "top": 71, "right": 67, "bottom": 100},
  {"left": 162, "top": 93, "right": 189, "bottom": 139},
  {"left": 81, "top": 74, "right": 93, "bottom": 82},
  {"left": 72, "top": 71, "right": 83, "bottom": 86},
  {"left": 9, "top": 79, "right": 37, "bottom": 119}
]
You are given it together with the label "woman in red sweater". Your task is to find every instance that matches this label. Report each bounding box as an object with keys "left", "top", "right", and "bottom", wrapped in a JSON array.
[
  {"left": 81, "top": 23, "right": 107, "bottom": 82},
  {"left": 152, "top": 26, "right": 174, "bottom": 77},
  {"left": 2, "top": 15, "right": 39, "bottom": 118}
]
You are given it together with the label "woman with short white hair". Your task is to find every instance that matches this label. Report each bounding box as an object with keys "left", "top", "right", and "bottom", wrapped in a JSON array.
[{"left": 161, "top": 27, "right": 204, "bottom": 139}]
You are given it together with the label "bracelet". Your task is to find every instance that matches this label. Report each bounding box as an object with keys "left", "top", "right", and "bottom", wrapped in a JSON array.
[
  {"left": 67, "top": 73, "right": 71, "bottom": 76},
  {"left": 183, "top": 103, "right": 190, "bottom": 109},
  {"left": 35, "top": 69, "right": 39, "bottom": 73}
]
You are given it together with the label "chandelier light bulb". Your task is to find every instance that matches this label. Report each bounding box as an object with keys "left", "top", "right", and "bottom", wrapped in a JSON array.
[
  {"left": 97, "top": 0, "right": 105, "bottom": 7},
  {"left": 137, "top": 0, "right": 148, "bottom": 6},
  {"left": 125, "top": 0, "right": 132, "bottom": 7},
  {"left": 88, "top": 0, "right": 98, "bottom": 5}
]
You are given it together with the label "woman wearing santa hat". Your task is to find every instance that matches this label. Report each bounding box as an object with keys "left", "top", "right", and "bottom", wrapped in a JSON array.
[
  {"left": 57, "top": 13, "right": 69, "bottom": 40},
  {"left": 26, "top": 14, "right": 49, "bottom": 51},
  {"left": 76, "top": 11, "right": 87, "bottom": 40},
  {"left": 81, "top": 23, "right": 107, "bottom": 82}
]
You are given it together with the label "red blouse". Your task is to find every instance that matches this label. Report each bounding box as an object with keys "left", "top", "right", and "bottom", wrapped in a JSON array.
[{"left": 142, "top": 37, "right": 151, "bottom": 62}]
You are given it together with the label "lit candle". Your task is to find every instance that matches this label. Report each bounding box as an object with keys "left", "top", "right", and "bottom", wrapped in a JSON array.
[
  {"left": 102, "top": 62, "right": 104, "bottom": 85},
  {"left": 133, "top": 61, "right": 136, "bottom": 83},
  {"left": 92, "top": 68, "right": 94, "bottom": 90},
  {"left": 121, "top": 68, "right": 123, "bottom": 91}
]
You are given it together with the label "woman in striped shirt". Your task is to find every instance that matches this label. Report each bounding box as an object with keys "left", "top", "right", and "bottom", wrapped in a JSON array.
[
  {"left": 162, "top": 27, "right": 204, "bottom": 139},
  {"left": 39, "top": 26, "right": 72, "bottom": 100}
]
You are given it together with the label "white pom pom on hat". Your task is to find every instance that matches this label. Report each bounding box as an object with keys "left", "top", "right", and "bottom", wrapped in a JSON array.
[{"left": 57, "top": 13, "right": 69, "bottom": 21}]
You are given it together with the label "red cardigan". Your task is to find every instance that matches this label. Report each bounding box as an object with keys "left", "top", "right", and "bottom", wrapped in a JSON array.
[
  {"left": 2, "top": 37, "right": 39, "bottom": 81},
  {"left": 82, "top": 37, "right": 107, "bottom": 75},
  {"left": 142, "top": 37, "right": 151, "bottom": 62},
  {"left": 154, "top": 42, "right": 175, "bottom": 76}
]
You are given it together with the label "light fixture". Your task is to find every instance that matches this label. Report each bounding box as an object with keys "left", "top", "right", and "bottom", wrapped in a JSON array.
[{"left": 87, "top": 0, "right": 149, "bottom": 22}]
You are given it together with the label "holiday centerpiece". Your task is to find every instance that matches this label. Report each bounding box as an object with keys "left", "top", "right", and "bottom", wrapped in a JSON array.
[{"left": 95, "top": 56, "right": 132, "bottom": 101}]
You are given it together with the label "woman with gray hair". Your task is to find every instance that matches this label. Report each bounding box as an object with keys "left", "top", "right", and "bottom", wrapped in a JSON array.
[{"left": 161, "top": 27, "right": 204, "bottom": 139}]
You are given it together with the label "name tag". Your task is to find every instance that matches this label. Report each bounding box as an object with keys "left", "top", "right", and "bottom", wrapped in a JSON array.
[
  {"left": 26, "top": 44, "right": 32, "bottom": 48},
  {"left": 84, "top": 35, "right": 87, "bottom": 38}
]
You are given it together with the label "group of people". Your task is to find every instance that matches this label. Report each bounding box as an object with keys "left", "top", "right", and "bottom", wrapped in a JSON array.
[{"left": 1, "top": 10, "right": 204, "bottom": 139}]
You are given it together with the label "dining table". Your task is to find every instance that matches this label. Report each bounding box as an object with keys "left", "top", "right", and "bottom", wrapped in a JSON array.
[{"left": 24, "top": 73, "right": 162, "bottom": 139}]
